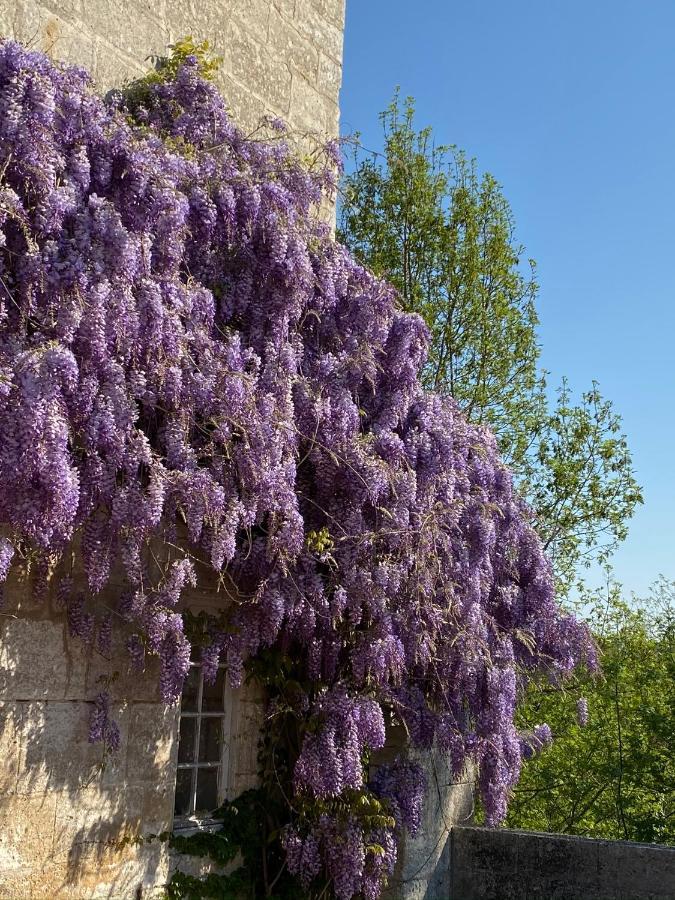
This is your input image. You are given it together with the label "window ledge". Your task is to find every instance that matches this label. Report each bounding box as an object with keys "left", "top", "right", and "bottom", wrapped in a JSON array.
[{"left": 173, "top": 816, "right": 223, "bottom": 837}]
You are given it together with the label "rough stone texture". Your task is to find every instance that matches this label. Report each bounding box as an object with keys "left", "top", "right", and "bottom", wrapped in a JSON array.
[
  {"left": 371, "top": 727, "right": 475, "bottom": 900},
  {"left": 0, "top": 0, "right": 345, "bottom": 141},
  {"left": 0, "top": 571, "right": 267, "bottom": 898},
  {"left": 388, "top": 757, "right": 474, "bottom": 900},
  {"left": 1, "top": 7, "right": 672, "bottom": 900},
  {"left": 450, "top": 827, "right": 675, "bottom": 900}
]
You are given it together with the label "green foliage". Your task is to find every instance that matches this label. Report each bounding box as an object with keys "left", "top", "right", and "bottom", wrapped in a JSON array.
[
  {"left": 167, "top": 870, "right": 251, "bottom": 900},
  {"left": 167, "top": 789, "right": 305, "bottom": 899},
  {"left": 305, "top": 526, "right": 335, "bottom": 556},
  {"left": 506, "top": 578, "right": 675, "bottom": 843},
  {"left": 167, "top": 648, "right": 310, "bottom": 898},
  {"left": 339, "top": 92, "right": 541, "bottom": 466},
  {"left": 339, "top": 92, "right": 642, "bottom": 591},
  {"left": 525, "top": 381, "right": 643, "bottom": 587},
  {"left": 122, "top": 36, "right": 222, "bottom": 120},
  {"left": 167, "top": 649, "right": 396, "bottom": 898},
  {"left": 152, "top": 36, "right": 223, "bottom": 82}
]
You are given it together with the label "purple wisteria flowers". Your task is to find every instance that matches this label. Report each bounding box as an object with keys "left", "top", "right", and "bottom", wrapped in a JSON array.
[{"left": 0, "top": 40, "right": 596, "bottom": 897}]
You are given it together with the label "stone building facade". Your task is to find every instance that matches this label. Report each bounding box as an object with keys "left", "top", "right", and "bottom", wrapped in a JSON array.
[{"left": 0, "top": 2, "right": 346, "bottom": 898}]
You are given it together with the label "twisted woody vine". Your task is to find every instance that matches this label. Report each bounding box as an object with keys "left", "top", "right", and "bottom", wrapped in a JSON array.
[{"left": 0, "top": 39, "right": 595, "bottom": 899}]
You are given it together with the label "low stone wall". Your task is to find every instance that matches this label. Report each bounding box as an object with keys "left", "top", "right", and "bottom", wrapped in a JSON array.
[{"left": 450, "top": 826, "right": 675, "bottom": 900}]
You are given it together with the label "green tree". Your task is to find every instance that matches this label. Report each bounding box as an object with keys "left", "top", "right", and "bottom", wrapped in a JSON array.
[
  {"left": 506, "top": 578, "right": 675, "bottom": 843},
  {"left": 339, "top": 93, "right": 642, "bottom": 591}
]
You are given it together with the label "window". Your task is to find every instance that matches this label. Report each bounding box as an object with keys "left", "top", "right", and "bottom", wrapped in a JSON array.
[{"left": 174, "top": 663, "right": 232, "bottom": 825}]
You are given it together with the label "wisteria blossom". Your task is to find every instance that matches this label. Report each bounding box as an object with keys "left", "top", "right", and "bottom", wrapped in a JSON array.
[{"left": 0, "top": 41, "right": 596, "bottom": 897}]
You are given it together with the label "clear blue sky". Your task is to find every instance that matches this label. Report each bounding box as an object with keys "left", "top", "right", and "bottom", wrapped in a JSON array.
[{"left": 339, "top": 0, "right": 675, "bottom": 599}]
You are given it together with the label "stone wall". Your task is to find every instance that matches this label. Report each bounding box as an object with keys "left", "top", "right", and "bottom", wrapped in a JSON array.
[
  {"left": 0, "top": 0, "right": 344, "bottom": 139},
  {"left": 450, "top": 826, "right": 675, "bottom": 900},
  {"left": 387, "top": 753, "right": 474, "bottom": 900},
  {"left": 0, "top": 564, "right": 268, "bottom": 899},
  {"left": 373, "top": 728, "right": 475, "bottom": 900},
  {"left": 0, "top": 2, "right": 344, "bottom": 897}
]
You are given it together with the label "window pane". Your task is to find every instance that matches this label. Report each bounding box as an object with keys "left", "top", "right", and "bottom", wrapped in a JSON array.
[
  {"left": 199, "top": 717, "right": 222, "bottom": 763},
  {"left": 181, "top": 666, "right": 200, "bottom": 713},
  {"left": 174, "top": 768, "right": 193, "bottom": 817},
  {"left": 195, "top": 767, "right": 219, "bottom": 814},
  {"left": 178, "top": 717, "right": 197, "bottom": 764},
  {"left": 202, "top": 669, "right": 225, "bottom": 711}
]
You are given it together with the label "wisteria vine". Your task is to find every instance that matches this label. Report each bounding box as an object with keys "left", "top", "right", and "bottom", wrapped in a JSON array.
[{"left": 0, "top": 40, "right": 595, "bottom": 898}]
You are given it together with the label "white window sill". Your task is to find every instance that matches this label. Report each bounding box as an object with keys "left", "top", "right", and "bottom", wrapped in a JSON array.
[{"left": 173, "top": 816, "right": 223, "bottom": 836}]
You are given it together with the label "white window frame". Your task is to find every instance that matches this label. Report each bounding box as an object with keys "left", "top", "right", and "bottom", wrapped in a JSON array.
[{"left": 173, "top": 661, "right": 234, "bottom": 832}]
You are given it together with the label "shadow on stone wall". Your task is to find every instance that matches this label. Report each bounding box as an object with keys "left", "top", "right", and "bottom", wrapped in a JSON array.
[{"left": 0, "top": 564, "right": 178, "bottom": 898}]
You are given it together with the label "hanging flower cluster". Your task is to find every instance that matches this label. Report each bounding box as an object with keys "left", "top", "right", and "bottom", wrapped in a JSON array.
[
  {"left": 0, "top": 41, "right": 595, "bottom": 897},
  {"left": 283, "top": 812, "right": 398, "bottom": 900}
]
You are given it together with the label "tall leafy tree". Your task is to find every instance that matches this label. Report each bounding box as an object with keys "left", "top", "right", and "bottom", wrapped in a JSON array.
[
  {"left": 339, "top": 93, "right": 642, "bottom": 591},
  {"left": 506, "top": 578, "right": 675, "bottom": 843}
]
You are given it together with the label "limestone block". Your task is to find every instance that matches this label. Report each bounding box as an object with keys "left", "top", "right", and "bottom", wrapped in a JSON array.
[
  {"left": 317, "top": 49, "right": 342, "bottom": 101},
  {"left": 0, "top": 619, "right": 88, "bottom": 701},
  {"left": 89, "top": 39, "right": 151, "bottom": 91},
  {"left": 290, "top": 70, "right": 337, "bottom": 136},
  {"left": 271, "top": 0, "right": 297, "bottom": 20},
  {"left": 294, "top": 0, "right": 343, "bottom": 63},
  {"left": 0, "top": 4, "right": 12, "bottom": 36},
  {"left": 164, "top": 0, "right": 270, "bottom": 55},
  {"left": 597, "top": 838, "right": 675, "bottom": 900},
  {"left": 124, "top": 702, "right": 178, "bottom": 789},
  {"left": 0, "top": 1, "right": 62, "bottom": 51},
  {"left": 0, "top": 703, "right": 22, "bottom": 796},
  {"left": 0, "top": 792, "right": 58, "bottom": 874},
  {"left": 35, "top": 0, "right": 83, "bottom": 22},
  {"left": 307, "top": 0, "right": 345, "bottom": 30},
  {"left": 0, "top": 786, "right": 170, "bottom": 897},
  {"left": 449, "top": 827, "right": 675, "bottom": 900},
  {"left": 15, "top": 700, "right": 128, "bottom": 796},
  {"left": 226, "top": 686, "right": 265, "bottom": 795},
  {"left": 48, "top": 785, "right": 171, "bottom": 898},
  {"left": 216, "top": 72, "right": 267, "bottom": 133},
  {"left": 163, "top": 0, "right": 220, "bottom": 46},
  {"left": 230, "top": 730, "right": 259, "bottom": 781},
  {"left": 229, "top": 762, "right": 259, "bottom": 797},
  {"left": 140, "top": 781, "right": 174, "bottom": 836},
  {"left": 224, "top": 16, "right": 292, "bottom": 115},
  {"left": 0, "top": 564, "right": 57, "bottom": 616},
  {"left": 269, "top": 5, "right": 320, "bottom": 81},
  {"left": 228, "top": 0, "right": 272, "bottom": 38},
  {"left": 168, "top": 846, "right": 241, "bottom": 892},
  {"left": 82, "top": 1, "right": 169, "bottom": 62},
  {"left": 86, "top": 630, "right": 162, "bottom": 703},
  {"left": 51, "top": 837, "right": 169, "bottom": 899},
  {"left": 384, "top": 753, "right": 475, "bottom": 900},
  {"left": 52, "top": 784, "right": 144, "bottom": 863},
  {"left": 32, "top": 10, "right": 97, "bottom": 74}
]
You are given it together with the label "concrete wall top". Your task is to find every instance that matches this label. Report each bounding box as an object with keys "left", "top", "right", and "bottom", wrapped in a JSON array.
[{"left": 451, "top": 826, "right": 675, "bottom": 900}]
